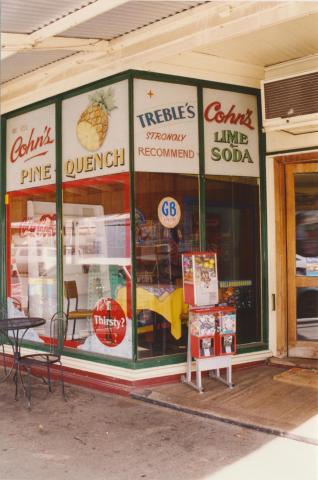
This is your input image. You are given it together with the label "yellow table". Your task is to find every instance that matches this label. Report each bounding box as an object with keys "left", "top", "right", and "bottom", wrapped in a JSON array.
[{"left": 116, "top": 285, "right": 188, "bottom": 340}]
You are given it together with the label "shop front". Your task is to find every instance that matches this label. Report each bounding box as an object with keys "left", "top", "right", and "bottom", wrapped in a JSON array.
[{"left": 0, "top": 70, "right": 267, "bottom": 388}]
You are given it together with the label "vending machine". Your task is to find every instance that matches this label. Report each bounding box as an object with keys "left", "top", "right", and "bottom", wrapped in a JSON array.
[{"left": 181, "top": 252, "right": 236, "bottom": 393}]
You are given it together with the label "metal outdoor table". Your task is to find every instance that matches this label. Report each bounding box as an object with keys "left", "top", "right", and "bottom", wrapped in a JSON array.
[{"left": 0, "top": 317, "right": 46, "bottom": 400}]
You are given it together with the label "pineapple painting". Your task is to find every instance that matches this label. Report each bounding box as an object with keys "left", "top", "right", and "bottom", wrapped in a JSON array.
[{"left": 76, "top": 87, "right": 117, "bottom": 151}]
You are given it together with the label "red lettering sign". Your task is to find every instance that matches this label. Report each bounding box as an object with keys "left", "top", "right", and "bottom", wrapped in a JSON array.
[
  {"left": 204, "top": 101, "right": 254, "bottom": 130},
  {"left": 93, "top": 298, "right": 127, "bottom": 347},
  {"left": 10, "top": 125, "right": 54, "bottom": 163},
  {"left": 19, "top": 214, "right": 56, "bottom": 238}
]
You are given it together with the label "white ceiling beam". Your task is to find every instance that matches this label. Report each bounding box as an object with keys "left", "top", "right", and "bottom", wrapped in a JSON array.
[
  {"left": 1, "top": 33, "right": 109, "bottom": 54},
  {"left": 2, "top": 1, "right": 318, "bottom": 112},
  {"left": 27, "top": 0, "right": 130, "bottom": 40},
  {"left": 2, "top": 0, "right": 130, "bottom": 60}
]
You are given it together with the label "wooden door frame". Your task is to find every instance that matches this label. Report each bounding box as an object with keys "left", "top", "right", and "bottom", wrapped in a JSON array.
[{"left": 274, "top": 152, "right": 318, "bottom": 357}]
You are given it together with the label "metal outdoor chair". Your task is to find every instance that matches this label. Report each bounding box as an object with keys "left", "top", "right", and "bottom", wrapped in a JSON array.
[
  {"left": 20, "top": 312, "right": 68, "bottom": 408},
  {"left": 64, "top": 281, "right": 92, "bottom": 340}
]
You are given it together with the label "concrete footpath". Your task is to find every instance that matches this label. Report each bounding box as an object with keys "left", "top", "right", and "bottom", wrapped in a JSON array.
[
  {"left": 0, "top": 363, "right": 317, "bottom": 480},
  {"left": 132, "top": 364, "right": 318, "bottom": 446}
]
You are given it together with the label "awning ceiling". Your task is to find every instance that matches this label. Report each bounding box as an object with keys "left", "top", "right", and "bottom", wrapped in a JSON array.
[{"left": 1, "top": 0, "right": 318, "bottom": 113}]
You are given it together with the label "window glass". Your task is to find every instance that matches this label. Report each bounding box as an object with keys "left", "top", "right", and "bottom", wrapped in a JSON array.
[
  {"left": 135, "top": 172, "right": 199, "bottom": 358},
  {"left": 7, "top": 186, "right": 57, "bottom": 343},
  {"left": 62, "top": 173, "right": 132, "bottom": 359},
  {"left": 205, "top": 176, "right": 262, "bottom": 344},
  {"left": 295, "top": 173, "right": 318, "bottom": 276}
]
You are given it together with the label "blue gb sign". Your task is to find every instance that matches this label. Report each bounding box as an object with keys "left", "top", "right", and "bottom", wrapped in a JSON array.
[{"left": 158, "top": 197, "right": 181, "bottom": 228}]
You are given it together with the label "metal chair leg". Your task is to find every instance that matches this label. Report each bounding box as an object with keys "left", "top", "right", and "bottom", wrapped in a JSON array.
[
  {"left": 47, "top": 363, "right": 52, "bottom": 392},
  {"left": 26, "top": 367, "right": 32, "bottom": 409},
  {"left": 59, "top": 362, "right": 66, "bottom": 400},
  {"left": 72, "top": 319, "right": 77, "bottom": 340}
]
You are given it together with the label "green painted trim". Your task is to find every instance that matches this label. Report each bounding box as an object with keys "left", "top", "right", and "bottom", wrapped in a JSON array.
[
  {"left": 2, "top": 72, "right": 132, "bottom": 119},
  {"left": 62, "top": 349, "right": 135, "bottom": 369},
  {"left": 19, "top": 339, "right": 136, "bottom": 368},
  {"left": 237, "top": 343, "right": 268, "bottom": 355},
  {"left": 130, "top": 69, "right": 260, "bottom": 96},
  {"left": 0, "top": 116, "right": 6, "bottom": 304},
  {"left": 258, "top": 92, "right": 269, "bottom": 346},
  {"left": 17, "top": 339, "right": 268, "bottom": 368},
  {"left": 266, "top": 146, "right": 318, "bottom": 156},
  {"left": 4, "top": 98, "right": 57, "bottom": 120},
  {"left": 60, "top": 71, "right": 132, "bottom": 101},
  {"left": 134, "top": 353, "right": 186, "bottom": 369},
  {"left": 3, "top": 69, "right": 260, "bottom": 122},
  {"left": 55, "top": 99, "right": 63, "bottom": 315},
  {"left": 128, "top": 74, "right": 138, "bottom": 363},
  {"left": 197, "top": 86, "right": 206, "bottom": 250},
  {"left": 19, "top": 341, "right": 187, "bottom": 369}
]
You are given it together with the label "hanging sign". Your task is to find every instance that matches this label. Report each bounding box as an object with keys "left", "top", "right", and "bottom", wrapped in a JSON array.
[
  {"left": 62, "top": 80, "right": 129, "bottom": 182},
  {"left": 134, "top": 79, "right": 199, "bottom": 173},
  {"left": 158, "top": 196, "right": 181, "bottom": 228},
  {"left": 6, "top": 104, "right": 56, "bottom": 192},
  {"left": 203, "top": 89, "right": 260, "bottom": 177},
  {"left": 92, "top": 297, "right": 127, "bottom": 347}
]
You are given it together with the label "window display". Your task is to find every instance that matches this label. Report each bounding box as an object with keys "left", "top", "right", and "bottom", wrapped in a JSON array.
[
  {"left": 135, "top": 172, "right": 199, "bottom": 358},
  {"left": 63, "top": 174, "right": 132, "bottom": 359}
]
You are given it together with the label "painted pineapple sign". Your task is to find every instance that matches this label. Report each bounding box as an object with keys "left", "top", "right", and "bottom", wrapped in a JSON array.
[
  {"left": 62, "top": 80, "right": 129, "bottom": 182},
  {"left": 76, "top": 88, "right": 117, "bottom": 151}
]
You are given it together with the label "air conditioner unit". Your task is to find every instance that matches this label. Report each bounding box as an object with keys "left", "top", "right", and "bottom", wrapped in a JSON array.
[{"left": 261, "top": 71, "right": 318, "bottom": 134}]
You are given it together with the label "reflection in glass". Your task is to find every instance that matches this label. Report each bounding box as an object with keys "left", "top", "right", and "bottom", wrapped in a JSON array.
[
  {"left": 63, "top": 174, "right": 132, "bottom": 359},
  {"left": 295, "top": 173, "right": 318, "bottom": 277},
  {"left": 297, "top": 287, "right": 318, "bottom": 341},
  {"left": 8, "top": 187, "right": 57, "bottom": 342}
]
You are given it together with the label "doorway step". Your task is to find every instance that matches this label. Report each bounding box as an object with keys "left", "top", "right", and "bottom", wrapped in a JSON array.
[{"left": 268, "top": 356, "right": 318, "bottom": 370}]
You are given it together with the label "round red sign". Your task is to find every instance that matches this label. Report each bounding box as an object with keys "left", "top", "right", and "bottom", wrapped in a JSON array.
[{"left": 93, "top": 298, "right": 126, "bottom": 347}]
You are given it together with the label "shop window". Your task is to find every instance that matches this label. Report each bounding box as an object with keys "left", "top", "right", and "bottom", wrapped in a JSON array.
[
  {"left": 205, "top": 176, "right": 262, "bottom": 344},
  {"left": 62, "top": 173, "right": 132, "bottom": 359},
  {"left": 7, "top": 186, "right": 57, "bottom": 343},
  {"left": 135, "top": 172, "right": 199, "bottom": 358}
]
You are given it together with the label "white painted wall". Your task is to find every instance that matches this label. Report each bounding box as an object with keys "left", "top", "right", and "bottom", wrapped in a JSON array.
[
  {"left": 144, "top": 52, "right": 263, "bottom": 89},
  {"left": 266, "top": 131, "right": 318, "bottom": 154},
  {"left": 266, "top": 155, "right": 277, "bottom": 356}
]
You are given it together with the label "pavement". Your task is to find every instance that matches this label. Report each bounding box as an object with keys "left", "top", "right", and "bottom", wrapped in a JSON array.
[
  {"left": 132, "top": 363, "right": 318, "bottom": 446},
  {"left": 0, "top": 363, "right": 317, "bottom": 480}
]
